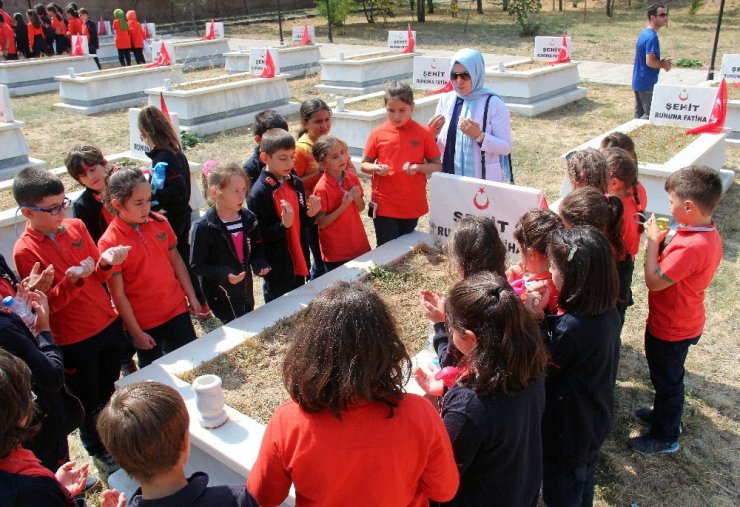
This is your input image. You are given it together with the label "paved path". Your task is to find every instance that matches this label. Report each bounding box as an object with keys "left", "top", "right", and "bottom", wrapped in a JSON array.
[{"left": 227, "top": 37, "right": 709, "bottom": 87}]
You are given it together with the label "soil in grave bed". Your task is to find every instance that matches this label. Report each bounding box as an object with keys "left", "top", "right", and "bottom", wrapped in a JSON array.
[
  {"left": 178, "top": 243, "right": 451, "bottom": 424},
  {"left": 505, "top": 60, "right": 552, "bottom": 72},
  {"left": 346, "top": 90, "right": 428, "bottom": 112},
  {"left": 628, "top": 124, "right": 695, "bottom": 165},
  {"left": 74, "top": 64, "right": 160, "bottom": 77},
  {"left": 345, "top": 51, "right": 399, "bottom": 61},
  {"left": 173, "top": 74, "right": 254, "bottom": 91}
]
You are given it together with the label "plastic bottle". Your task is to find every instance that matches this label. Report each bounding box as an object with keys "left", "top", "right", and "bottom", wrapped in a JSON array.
[
  {"left": 150, "top": 161, "right": 168, "bottom": 206},
  {"left": 2, "top": 296, "right": 35, "bottom": 327}
]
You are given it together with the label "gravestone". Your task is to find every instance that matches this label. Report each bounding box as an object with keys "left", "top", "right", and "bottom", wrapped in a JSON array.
[
  {"left": 249, "top": 48, "right": 280, "bottom": 76},
  {"left": 429, "top": 172, "right": 547, "bottom": 260},
  {"left": 291, "top": 25, "right": 315, "bottom": 44},
  {"left": 387, "top": 30, "right": 416, "bottom": 51},
  {"left": 649, "top": 84, "right": 718, "bottom": 128},
  {"left": 413, "top": 57, "right": 451, "bottom": 90},
  {"left": 534, "top": 36, "right": 572, "bottom": 62},
  {"left": 0, "top": 85, "right": 47, "bottom": 180}
]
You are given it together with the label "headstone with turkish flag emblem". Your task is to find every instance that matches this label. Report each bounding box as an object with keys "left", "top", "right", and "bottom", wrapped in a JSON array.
[
  {"left": 649, "top": 84, "right": 719, "bottom": 128},
  {"left": 249, "top": 48, "right": 280, "bottom": 77}
]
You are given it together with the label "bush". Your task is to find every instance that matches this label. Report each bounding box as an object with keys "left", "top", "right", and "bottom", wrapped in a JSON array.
[
  {"left": 688, "top": 0, "right": 705, "bottom": 15},
  {"left": 674, "top": 58, "right": 702, "bottom": 69},
  {"left": 315, "top": 0, "right": 355, "bottom": 26},
  {"left": 508, "top": 0, "right": 542, "bottom": 36}
]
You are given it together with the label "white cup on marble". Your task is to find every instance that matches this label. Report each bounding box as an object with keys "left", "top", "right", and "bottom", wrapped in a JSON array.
[{"left": 192, "top": 374, "right": 228, "bottom": 429}]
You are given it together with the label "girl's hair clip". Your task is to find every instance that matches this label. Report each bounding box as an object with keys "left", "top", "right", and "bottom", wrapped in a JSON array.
[
  {"left": 604, "top": 192, "right": 610, "bottom": 202},
  {"left": 202, "top": 159, "right": 219, "bottom": 179},
  {"left": 566, "top": 244, "right": 577, "bottom": 261},
  {"left": 579, "top": 171, "right": 586, "bottom": 179}
]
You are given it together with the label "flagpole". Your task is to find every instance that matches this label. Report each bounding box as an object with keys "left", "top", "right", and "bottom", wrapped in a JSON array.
[
  {"left": 707, "top": 0, "right": 725, "bottom": 80},
  {"left": 277, "top": 0, "right": 284, "bottom": 45}
]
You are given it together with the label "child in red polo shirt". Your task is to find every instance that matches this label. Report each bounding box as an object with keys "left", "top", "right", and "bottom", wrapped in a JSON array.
[
  {"left": 0, "top": 14, "right": 17, "bottom": 60},
  {"left": 629, "top": 165, "right": 723, "bottom": 456},
  {"left": 312, "top": 135, "right": 370, "bottom": 271},
  {"left": 361, "top": 81, "right": 441, "bottom": 246},
  {"left": 12, "top": 167, "right": 131, "bottom": 474},
  {"left": 98, "top": 167, "right": 200, "bottom": 368},
  {"left": 602, "top": 146, "right": 648, "bottom": 325}
]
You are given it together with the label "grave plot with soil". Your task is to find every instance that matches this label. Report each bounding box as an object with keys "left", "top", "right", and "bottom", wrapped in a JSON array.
[{"left": 179, "top": 244, "right": 450, "bottom": 424}]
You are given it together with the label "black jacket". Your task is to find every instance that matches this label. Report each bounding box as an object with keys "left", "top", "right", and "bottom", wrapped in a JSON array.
[
  {"left": 72, "top": 188, "right": 107, "bottom": 245},
  {"left": 242, "top": 145, "right": 264, "bottom": 188},
  {"left": 146, "top": 147, "right": 192, "bottom": 224},
  {"left": 246, "top": 170, "right": 312, "bottom": 288},
  {"left": 190, "top": 206, "right": 268, "bottom": 321},
  {"left": 541, "top": 309, "right": 621, "bottom": 468},
  {"left": 0, "top": 470, "right": 85, "bottom": 507},
  {"left": 84, "top": 20, "right": 99, "bottom": 50},
  {"left": 129, "top": 472, "right": 257, "bottom": 507}
]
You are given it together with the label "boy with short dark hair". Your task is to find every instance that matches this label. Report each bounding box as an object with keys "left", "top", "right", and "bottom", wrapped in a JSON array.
[
  {"left": 242, "top": 109, "right": 289, "bottom": 186},
  {"left": 96, "top": 381, "right": 258, "bottom": 506},
  {"left": 12, "top": 167, "right": 131, "bottom": 475},
  {"left": 629, "top": 165, "right": 723, "bottom": 455},
  {"left": 246, "top": 129, "right": 321, "bottom": 302},
  {"left": 65, "top": 145, "right": 111, "bottom": 244}
]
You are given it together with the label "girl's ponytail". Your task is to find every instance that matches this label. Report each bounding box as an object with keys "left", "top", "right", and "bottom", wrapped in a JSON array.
[{"left": 605, "top": 194, "right": 625, "bottom": 259}]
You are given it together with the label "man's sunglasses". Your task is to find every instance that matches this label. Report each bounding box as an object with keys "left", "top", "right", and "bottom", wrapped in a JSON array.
[
  {"left": 451, "top": 72, "right": 472, "bottom": 81},
  {"left": 658, "top": 13, "right": 668, "bottom": 17},
  {"left": 23, "top": 197, "right": 72, "bottom": 216}
]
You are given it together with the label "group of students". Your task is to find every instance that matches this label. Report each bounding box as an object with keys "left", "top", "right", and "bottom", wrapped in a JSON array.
[
  {"left": 111, "top": 8, "right": 146, "bottom": 66},
  {"left": 0, "top": 72, "right": 725, "bottom": 504}
]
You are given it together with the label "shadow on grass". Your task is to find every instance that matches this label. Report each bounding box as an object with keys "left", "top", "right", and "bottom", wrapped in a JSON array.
[{"left": 713, "top": 178, "right": 739, "bottom": 263}]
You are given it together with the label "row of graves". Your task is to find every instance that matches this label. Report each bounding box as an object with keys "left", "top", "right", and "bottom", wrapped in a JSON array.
[{"left": 0, "top": 19, "right": 737, "bottom": 500}]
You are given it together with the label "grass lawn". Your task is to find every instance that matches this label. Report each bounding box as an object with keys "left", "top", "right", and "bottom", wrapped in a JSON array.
[{"left": 4, "top": 4, "right": 738, "bottom": 505}]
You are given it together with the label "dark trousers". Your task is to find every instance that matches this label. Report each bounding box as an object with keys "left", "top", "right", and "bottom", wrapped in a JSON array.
[
  {"left": 305, "top": 224, "right": 326, "bottom": 279},
  {"left": 263, "top": 274, "right": 305, "bottom": 303},
  {"left": 29, "top": 438, "right": 69, "bottom": 473},
  {"left": 89, "top": 47, "right": 101, "bottom": 69},
  {"left": 54, "top": 34, "right": 68, "bottom": 54},
  {"left": 137, "top": 311, "right": 197, "bottom": 368},
  {"left": 207, "top": 281, "right": 254, "bottom": 325},
  {"left": 4, "top": 53, "right": 18, "bottom": 60},
  {"left": 634, "top": 90, "right": 653, "bottom": 119},
  {"left": 542, "top": 454, "right": 599, "bottom": 507},
  {"left": 117, "top": 48, "right": 131, "bottom": 66},
  {"left": 131, "top": 47, "right": 146, "bottom": 64},
  {"left": 373, "top": 216, "right": 418, "bottom": 246},
  {"left": 171, "top": 214, "right": 206, "bottom": 305},
  {"left": 645, "top": 329, "right": 700, "bottom": 442},
  {"left": 324, "top": 260, "right": 348, "bottom": 272},
  {"left": 615, "top": 255, "right": 634, "bottom": 327},
  {"left": 60, "top": 318, "right": 125, "bottom": 457}
]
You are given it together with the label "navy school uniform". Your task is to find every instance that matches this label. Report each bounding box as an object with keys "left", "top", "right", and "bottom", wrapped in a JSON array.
[{"left": 190, "top": 206, "right": 269, "bottom": 324}]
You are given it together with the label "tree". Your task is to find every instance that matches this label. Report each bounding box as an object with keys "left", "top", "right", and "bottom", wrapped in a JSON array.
[
  {"left": 169, "top": 0, "right": 208, "bottom": 29},
  {"left": 508, "top": 0, "right": 542, "bottom": 35},
  {"left": 477, "top": 0, "right": 484, "bottom": 14}
]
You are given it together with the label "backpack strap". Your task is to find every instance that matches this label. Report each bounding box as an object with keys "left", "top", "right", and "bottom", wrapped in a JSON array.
[{"left": 479, "top": 94, "right": 493, "bottom": 181}]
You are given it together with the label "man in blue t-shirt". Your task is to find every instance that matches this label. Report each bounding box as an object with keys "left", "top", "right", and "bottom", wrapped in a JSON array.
[{"left": 632, "top": 4, "right": 672, "bottom": 119}]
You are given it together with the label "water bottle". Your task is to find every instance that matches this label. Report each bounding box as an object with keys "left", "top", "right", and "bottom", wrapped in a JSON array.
[{"left": 2, "top": 296, "right": 35, "bottom": 327}]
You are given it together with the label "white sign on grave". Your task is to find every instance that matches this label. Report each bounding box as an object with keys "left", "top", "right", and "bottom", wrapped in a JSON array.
[
  {"left": 649, "top": 84, "right": 717, "bottom": 128},
  {"left": 429, "top": 173, "right": 547, "bottom": 261},
  {"left": 534, "top": 36, "right": 571, "bottom": 61},
  {"left": 128, "top": 108, "right": 180, "bottom": 160},
  {"left": 205, "top": 21, "right": 225, "bottom": 39},
  {"left": 719, "top": 54, "right": 740, "bottom": 82},
  {"left": 151, "top": 41, "right": 176, "bottom": 63},
  {"left": 249, "top": 48, "right": 280, "bottom": 76},
  {"left": 388, "top": 31, "right": 416, "bottom": 51},
  {"left": 291, "top": 26, "right": 316, "bottom": 45},
  {"left": 143, "top": 23, "right": 156, "bottom": 39},
  {"left": 0, "top": 85, "right": 14, "bottom": 123},
  {"left": 71, "top": 35, "right": 90, "bottom": 56},
  {"left": 413, "top": 57, "right": 451, "bottom": 90}
]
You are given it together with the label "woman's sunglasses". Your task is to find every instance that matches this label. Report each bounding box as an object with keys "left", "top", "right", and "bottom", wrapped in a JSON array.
[{"left": 451, "top": 72, "right": 471, "bottom": 81}]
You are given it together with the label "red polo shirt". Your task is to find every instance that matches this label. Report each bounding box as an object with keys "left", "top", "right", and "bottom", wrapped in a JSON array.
[
  {"left": 364, "top": 119, "right": 440, "bottom": 219},
  {"left": 13, "top": 219, "right": 117, "bottom": 346},
  {"left": 293, "top": 134, "right": 320, "bottom": 195},
  {"left": 647, "top": 224, "right": 722, "bottom": 341},
  {"left": 620, "top": 182, "right": 647, "bottom": 258},
  {"left": 313, "top": 171, "right": 370, "bottom": 262},
  {"left": 0, "top": 23, "right": 16, "bottom": 55},
  {"left": 98, "top": 213, "right": 188, "bottom": 331}
]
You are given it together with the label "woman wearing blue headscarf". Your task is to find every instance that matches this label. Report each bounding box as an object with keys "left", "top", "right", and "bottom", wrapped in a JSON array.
[{"left": 428, "top": 48, "right": 513, "bottom": 182}]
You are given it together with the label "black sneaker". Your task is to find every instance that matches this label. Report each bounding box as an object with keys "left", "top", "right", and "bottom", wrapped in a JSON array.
[
  {"left": 92, "top": 451, "right": 121, "bottom": 476},
  {"left": 629, "top": 434, "right": 680, "bottom": 456},
  {"left": 635, "top": 407, "right": 684, "bottom": 436}
]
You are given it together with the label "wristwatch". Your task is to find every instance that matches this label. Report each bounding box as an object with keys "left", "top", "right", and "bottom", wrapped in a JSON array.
[{"left": 475, "top": 132, "right": 485, "bottom": 144}]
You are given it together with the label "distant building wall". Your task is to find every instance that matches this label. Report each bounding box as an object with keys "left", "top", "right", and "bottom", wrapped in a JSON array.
[{"left": 2, "top": 0, "right": 314, "bottom": 24}]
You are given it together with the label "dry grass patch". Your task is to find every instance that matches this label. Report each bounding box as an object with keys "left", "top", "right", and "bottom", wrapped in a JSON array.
[
  {"left": 345, "top": 51, "right": 399, "bottom": 61},
  {"left": 630, "top": 124, "right": 695, "bottom": 165},
  {"left": 172, "top": 74, "right": 254, "bottom": 90},
  {"left": 505, "top": 60, "right": 552, "bottom": 72}
]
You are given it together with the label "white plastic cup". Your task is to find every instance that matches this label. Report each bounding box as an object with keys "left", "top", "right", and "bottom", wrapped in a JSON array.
[
  {"left": 163, "top": 78, "right": 171, "bottom": 90},
  {"left": 68, "top": 67, "right": 75, "bottom": 78},
  {"left": 192, "top": 374, "right": 228, "bottom": 429},
  {"left": 335, "top": 96, "right": 345, "bottom": 112},
  {"left": 497, "top": 61, "right": 505, "bottom": 72}
]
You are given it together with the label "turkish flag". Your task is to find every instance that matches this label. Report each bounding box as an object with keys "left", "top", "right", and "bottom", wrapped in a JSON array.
[
  {"left": 550, "top": 33, "right": 571, "bottom": 65},
  {"left": 424, "top": 81, "right": 453, "bottom": 96},
  {"left": 71, "top": 36, "right": 85, "bottom": 56},
  {"left": 98, "top": 17, "right": 106, "bottom": 35},
  {"left": 300, "top": 24, "right": 311, "bottom": 45},
  {"left": 160, "top": 92, "right": 170, "bottom": 118},
  {"left": 146, "top": 42, "right": 171, "bottom": 68},
  {"left": 203, "top": 20, "right": 216, "bottom": 40},
  {"left": 259, "top": 50, "right": 276, "bottom": 78},
  {"left": 685, "top": 79, "right": 728, "bottom": 135},
  {"left": 401, "top": 24, "right": 414, "bottom": 54}
]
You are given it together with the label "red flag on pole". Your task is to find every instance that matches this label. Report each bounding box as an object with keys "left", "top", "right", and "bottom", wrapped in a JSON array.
[
  {"left": 160, "top": 92, "right": 170, "bottom": 117},
  {"left": 550, "top": 33, "right": 571, "bottom": 65},
  {"left": 98, "top": 17, "right": 106, "bottom": 35},
  {"left": 685, "top": 79, "right": 728, "bottom": 135},
  {"left": 71, "top": 36, "right": 85, "bottom": 56},
  {"left": 259, "top": 50, "right": 276, "bottom": 78},
  {"left": 401, "top": 24, "right": 415, "bottom": 54},
  {"left": 424, "top": 81, "right": 454, "bottom": 96},
  {"left": 203, "top": 20, "right": 216, "bottom": 40},
  {"left": 300, "top": 24, "right": 311, "bottom": 45},
  {"left": 146, "top": 42, "right": 171, "bottom": 68}
]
